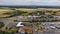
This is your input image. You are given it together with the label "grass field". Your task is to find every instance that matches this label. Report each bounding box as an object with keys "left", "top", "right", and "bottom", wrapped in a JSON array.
[
  {"left": 16, "top": 8, "right": 37, "bottom": 12},
  {"left": 0, "top": 9, "right": 14, "bottom": 17}
]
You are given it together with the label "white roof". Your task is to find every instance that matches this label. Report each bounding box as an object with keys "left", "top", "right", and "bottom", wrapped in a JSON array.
[{"left": 16, "top": 22, "right": 24, "bottom": 27}]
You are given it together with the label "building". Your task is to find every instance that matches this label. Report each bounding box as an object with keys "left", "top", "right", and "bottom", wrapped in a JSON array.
[{"left": 16, "top": 22, "right": 24, "bottom": 27}]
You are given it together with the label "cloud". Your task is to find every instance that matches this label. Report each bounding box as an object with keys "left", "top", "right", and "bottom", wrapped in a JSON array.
[{"left": 0, "top": 0, "right": 60, "bottom": 6}]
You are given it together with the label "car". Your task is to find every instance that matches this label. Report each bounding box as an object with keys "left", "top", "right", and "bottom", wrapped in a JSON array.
[
  {"left": 50, "top": 26, "right": 56, "bottom": 29},
  {"left": 55, "top": 26, "right": 60, "bottom": 29}
]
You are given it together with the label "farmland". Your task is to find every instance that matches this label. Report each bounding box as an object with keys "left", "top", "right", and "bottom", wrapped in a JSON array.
[{"left": 0, "top": 7, "right": 60, "bottom": 18}]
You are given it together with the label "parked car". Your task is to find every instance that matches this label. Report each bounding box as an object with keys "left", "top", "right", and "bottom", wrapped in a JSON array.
[
  {"left": 55, "top": 26, "right": 60, "bottom": 29},
  {"left": 50, "top": 26, "right": 56, "bottom": 29}
]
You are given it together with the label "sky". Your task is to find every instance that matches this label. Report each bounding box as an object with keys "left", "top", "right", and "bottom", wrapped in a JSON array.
[{"left": 0, "top": 0, "right": 60, "bottom": 6}]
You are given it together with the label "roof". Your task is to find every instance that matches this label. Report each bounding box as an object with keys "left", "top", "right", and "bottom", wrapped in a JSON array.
[
  {"left": 22, "top": 26, "right": 32, "bottom": 30},
  {"left": 16, "top": 22, "right": 24, "bottom": 27}
]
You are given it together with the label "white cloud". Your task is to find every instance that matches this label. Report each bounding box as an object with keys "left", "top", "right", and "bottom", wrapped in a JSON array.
[{"left": 0, "top": 0, "right": 60, "bottom": 6}]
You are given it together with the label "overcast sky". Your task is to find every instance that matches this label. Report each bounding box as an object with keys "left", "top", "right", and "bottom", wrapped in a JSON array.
[{"left": 0, "top": 0, "right": 60, "bottom": 6}]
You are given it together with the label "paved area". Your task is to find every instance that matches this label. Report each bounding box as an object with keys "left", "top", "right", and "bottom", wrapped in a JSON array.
[{"left": 0, "top": 18, "right": 9, "bottom": 26}]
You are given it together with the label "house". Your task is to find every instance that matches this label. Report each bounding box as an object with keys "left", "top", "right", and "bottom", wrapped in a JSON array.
[
  {"left": 22, "top": 26, "right": 32, "bottom": 30},
  {"left": 18, "top": 26, "right": 32, "bottom": 34},
  {"left": 18, "top": 28, "right": 25, "bottom": 34}
]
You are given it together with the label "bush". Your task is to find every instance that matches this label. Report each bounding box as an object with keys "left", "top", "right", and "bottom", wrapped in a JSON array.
[
  {"left": 0, "top": 22, "right": 4, "bottom": 28},
  {"left": 2, "top": 27, "right": 18, "bottom": 34}
]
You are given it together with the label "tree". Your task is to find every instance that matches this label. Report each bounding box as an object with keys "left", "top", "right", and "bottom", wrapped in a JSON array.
[
  {"left": 0, "top": 22, "right": 4, "bottom": 28},
  {"left": 2, "top": 27, "right": 18, "bottom": 34}
]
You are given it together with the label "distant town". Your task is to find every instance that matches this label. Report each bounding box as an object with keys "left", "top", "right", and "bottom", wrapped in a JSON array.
[{"left": 0, "top": 7, "right": 60, "bottom": 34}]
